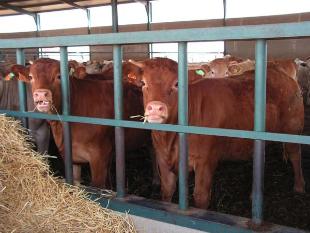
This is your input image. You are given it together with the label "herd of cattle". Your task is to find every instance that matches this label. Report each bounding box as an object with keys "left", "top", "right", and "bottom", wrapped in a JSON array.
[{"left": 1, "top": 54, "right": 310, "bottom": 209}]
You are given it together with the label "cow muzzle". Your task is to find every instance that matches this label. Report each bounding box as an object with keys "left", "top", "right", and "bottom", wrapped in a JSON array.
[
  {"left": 145, "top": 101, "right": 168, "bottom": 124},
  {"left": 33, "top": 89, "right": 53, "bottom": 113}
]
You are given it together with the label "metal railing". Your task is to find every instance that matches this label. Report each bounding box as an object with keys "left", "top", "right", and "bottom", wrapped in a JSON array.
[{"left": 1, "top": 21, "right": 310, "bottom": 232}]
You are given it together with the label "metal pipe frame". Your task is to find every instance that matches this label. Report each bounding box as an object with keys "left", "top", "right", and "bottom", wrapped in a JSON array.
[
  {"left": 16, "top": 48, "right": 28, "bottom": 128},
  {"left": 113, "top": 44, "right": 125, "bottom": 198},
  {"left": 60, "top": 47, "right": 73, "bottom": 185},
  {"left": 252, "top": 40, "right": 267, "bottom": 224},
  {"left": 178, "top": 42, "right": 189, "bottom": 210},
  {"left": 1, "top": 20, "right": 310, "bottom": 233}
]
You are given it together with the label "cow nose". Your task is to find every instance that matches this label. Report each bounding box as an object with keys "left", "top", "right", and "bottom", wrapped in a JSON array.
[
  {"left": 33, "top": 89, "right": 52, "bottom": 101},
  {"left": 145, "top": 101, "right": 168, "bottom": 115}
]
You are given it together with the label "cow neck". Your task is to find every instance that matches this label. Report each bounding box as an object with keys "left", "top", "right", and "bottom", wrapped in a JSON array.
[{"left": 48, "top": 119, "right": 65, "bottom": 157}]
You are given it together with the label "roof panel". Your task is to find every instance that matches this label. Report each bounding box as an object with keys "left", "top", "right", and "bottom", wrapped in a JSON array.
[{"left": 0, "top": 0, "right": 147, "bottom": 16}]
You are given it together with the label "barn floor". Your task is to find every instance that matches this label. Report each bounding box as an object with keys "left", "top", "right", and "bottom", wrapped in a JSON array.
[{"left": 47, "top": 136, "right": 310, "bottom": 232}]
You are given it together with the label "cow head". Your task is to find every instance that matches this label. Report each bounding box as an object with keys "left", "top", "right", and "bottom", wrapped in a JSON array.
[
  {"left": 16, "top": 58, "right": 62, "bottom": 113},
  {"left": 128, "top": 58, "right": 178, "bottom": 124},
  {"left": 201, "top": 55, "right": 244, "bottom": 78}
]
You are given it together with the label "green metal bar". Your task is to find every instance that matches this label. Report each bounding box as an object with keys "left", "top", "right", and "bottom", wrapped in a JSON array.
[
  {"left": 2, "top": 110, "right": 310, "bottom": 145},
  {"left": 86, "top": 9, "right": 91, "bottom": 34},
  {"left": 111, "top": 0, "right": 119, "bottom": 33},
  {"left": 34, "top": 14, "right": 43, "bottom": 58},
  {"left": 252, "top": 39, "right": 267, "bottom": 225},
  {"left": 87, "top": 193, "right": 305, "bottom": 233},
  {"left": 178, "top": 42, "right": 188, "bottom": 210},
  {"left": 113, "top": 45, "right": 125, "bottom": 198},
  {"left": 60, "top": 47, "right": 73, "bottom": 185},
  {"left": 1, "top": 22, "right": 310, "bottom": 48},
  {"left": 16, "top": 48, "right": 28, "bottom": 128}
]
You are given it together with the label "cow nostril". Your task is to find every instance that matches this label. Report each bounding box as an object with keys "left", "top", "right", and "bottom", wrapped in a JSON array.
[
  {"left": 44, "top": 92, "right": 48, "bottom": 97},
  {"left": 158, "top": 106, "right": 163, "bottom": 112},
  {"left": 147, "top": 105, "right": 152, "bottom": 111}
]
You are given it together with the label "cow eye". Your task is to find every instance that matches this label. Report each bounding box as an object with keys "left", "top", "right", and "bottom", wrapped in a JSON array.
[
  {"left": 174, "top": 81, "right": 178, "bottom": 88},
  {"left": 140, "top": 80, "right": 146, "bottom": 87}
]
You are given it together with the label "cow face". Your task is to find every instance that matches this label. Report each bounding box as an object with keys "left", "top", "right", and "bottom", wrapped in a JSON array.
[
  {"left": 129, "top": 58, "right": 178, "bottom": 124},
  {"left": 17, "top": 58, "right": 62, "bottom": 113}
]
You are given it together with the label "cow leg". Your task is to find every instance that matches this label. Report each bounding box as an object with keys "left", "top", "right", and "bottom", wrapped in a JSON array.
[
  {"left": 284, "top": 143, "right": 305, "bottom": 193},
  {"left": 149, "top": 147, "right": 160, "bottom": 186},
  {"left": 89, "top": 144, "right": 112, "bottom": 189},
  {"left": 193, "top": 161, "right": 217, "bottom": 209},
  {"left": 157, "top": 156, "right": 177, "bottom": 202},
  {"left": 73, "top": 164, "right": 82, "bottom": 186}
]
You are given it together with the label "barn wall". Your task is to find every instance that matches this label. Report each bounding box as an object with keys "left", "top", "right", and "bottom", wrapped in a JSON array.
[{"left": 0, "top": 12, "right": 309, "bottom": 62}]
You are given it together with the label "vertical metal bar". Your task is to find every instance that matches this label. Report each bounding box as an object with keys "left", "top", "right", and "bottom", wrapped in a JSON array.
[
  {"left": 34, "top": 14, "right": 42, "bottom": 58},
  {"left": 252, "top": 39, "right": 267, "bottom": 225},
  {"left": 60, "top": 47, "right": 73, "bottom": 185},
  {"left": 178, "top": 42, "right": 188, "bottom": 210},
  {"left": 111, "top": 0, "right": 119, "bottom": 33},
  {"left": 114, "top": 45, "right": 125, "bottom": 198},
  {"left": 86, "top": 9, "right": 91, "bottom": 34},
  {"left": 222, "top": 0, "right": 227, "bottom": 55},
  {"left": 16, "top": 48, "right": 28, "bottom": 128},
  {"left": 145, "top": 0, "right": 153, "bottom": 58}
]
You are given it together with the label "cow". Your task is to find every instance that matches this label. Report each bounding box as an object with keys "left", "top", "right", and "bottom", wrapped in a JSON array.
[
  {"left": 295, "top": 58, "right": 310, "bottom": 105},
  {"left": 14, "top": 58, "right": 152, "bottom": 188},
  {"left": 0, "top": 62, "right": 50, "bottom": 154},
  {"left": 127, "top": 57, "right": 305, "bottom": 209},
  {"left": 195, "top": 55, "right": 244, "bottom": 78}
]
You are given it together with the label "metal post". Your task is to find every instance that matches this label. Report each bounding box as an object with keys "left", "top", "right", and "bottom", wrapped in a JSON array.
[
  {"left": 86, "top": 9, "right": 91, "bottom": 34},
  {"left": 145, "top": 0, "right": 153, "bottom": 58},
  {"left": 16, "top": 48, "right": 28, "bottom": 128},
  {"left": 34, "top": 14, "right": 42, "bottom": 58},
  {"left": 111, "top": 0, "right": 119, "bottom": 33},
  {"left": 178, "top": 42, "right": 189, "bottom": 210},
  {"left": 113, "top": 45, "right": 125, "bottom": 198},
  {"left": 222, "top": 0, "right": 227, "bottom": 55},
  {"left": 252, "top": 39, "right": 267, "bottom": 225},
  {"left": 60, "top": 47, "right": 73, "bottom": 185}
]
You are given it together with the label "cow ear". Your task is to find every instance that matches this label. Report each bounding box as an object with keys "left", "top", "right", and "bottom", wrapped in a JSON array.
[
  {"left": 9, "top": 64, "right": 31, "bottom": 82},
  {"left": 228, "top": 64, "right": 241, "bottom": 75},
  {"left": 202, "top": 64, "right": 211, "bottom": 73}
]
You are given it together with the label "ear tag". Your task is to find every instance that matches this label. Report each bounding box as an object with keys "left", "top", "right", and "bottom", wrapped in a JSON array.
[
  {"left": 69, "top": 68, "right": 75, "bottom": 76},
  {"left": 195, "top": 69, "right": 205, "bottom": 76},
  {"left": 4, "top": 72, "right": 15, "bottom": 81}
]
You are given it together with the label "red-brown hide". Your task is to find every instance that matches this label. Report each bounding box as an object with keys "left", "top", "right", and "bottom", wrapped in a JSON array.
[{"left": 128, "top": 57, "right": 305, "bottom": 209}]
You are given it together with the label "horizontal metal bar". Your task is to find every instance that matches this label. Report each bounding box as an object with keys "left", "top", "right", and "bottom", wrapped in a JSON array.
[
  {"left": 87, "top": 193, "right": 306, "bottom": 233},
  {"left": 1, "top": 110, "right": 310, "bottom": 145},
  {"left": 0, "top": 22, "right": 310, "bottom": 48}
]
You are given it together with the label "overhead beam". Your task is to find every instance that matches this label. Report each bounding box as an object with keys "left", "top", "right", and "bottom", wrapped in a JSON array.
[
  {"left": 58, "top": 0, "right": 88, "bottom": 10},
  {"left": 0, "top": 2, "right": 36, "bottom": 17}
]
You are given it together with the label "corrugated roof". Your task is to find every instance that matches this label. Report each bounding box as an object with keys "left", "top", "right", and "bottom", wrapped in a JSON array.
[{"left": 0, "top": 0, "right": 149, "bottom": 17}]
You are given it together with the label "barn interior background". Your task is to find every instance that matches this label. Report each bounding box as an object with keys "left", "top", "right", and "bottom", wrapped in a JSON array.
[{"left": 0, "top": 0, "right": 310, "bottom": 232}]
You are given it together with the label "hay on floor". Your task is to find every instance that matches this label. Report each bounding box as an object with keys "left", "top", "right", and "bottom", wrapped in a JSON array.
[{"left": 0, "top": 115, "right": 136, "bottom": 233}]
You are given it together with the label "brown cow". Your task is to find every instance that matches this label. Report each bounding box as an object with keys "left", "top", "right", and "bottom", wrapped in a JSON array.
[
  {"left": 0, "top": 63, "right": 50, "bottom": 154},
  {"left": 198, "top": 55, "right": 244, "bottom": 78},
  {"left": 16, "top": 58, "right": 150, "bottom": 188},
  {"left": 128, "top": 57, "right": 305, "bottom": 209},
  {"left": 295, "top": 58, "right": 310, "bottom": 105}
]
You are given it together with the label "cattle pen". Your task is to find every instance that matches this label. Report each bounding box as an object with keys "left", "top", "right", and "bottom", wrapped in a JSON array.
[{"left": 1, "top": 1, "right": 310, "bottom": 233}]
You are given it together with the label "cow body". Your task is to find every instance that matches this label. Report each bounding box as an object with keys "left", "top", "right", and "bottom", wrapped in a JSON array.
[
  {"left": 19, "top": 58, "right": 150, "bottom": 188},
  {"left": 129, "top": 57, "right": 305, "bottom": 209},
  {"left": 0, "top": 64, "right": 50, "bottom": 154}
]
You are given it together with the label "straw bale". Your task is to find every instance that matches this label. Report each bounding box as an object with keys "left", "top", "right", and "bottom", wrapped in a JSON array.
[{"left": 0, "top": 115, "right": 136, "bottom": 233}]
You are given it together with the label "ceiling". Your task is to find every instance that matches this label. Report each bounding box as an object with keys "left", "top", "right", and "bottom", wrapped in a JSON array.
[{"left": 0, "top": 0, "right": 149, "bottom": 17}]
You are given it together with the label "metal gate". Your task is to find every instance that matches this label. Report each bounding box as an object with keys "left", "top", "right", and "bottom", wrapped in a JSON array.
[{"left": 1, "top": 21, "right": 310, "bottom": 232}]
